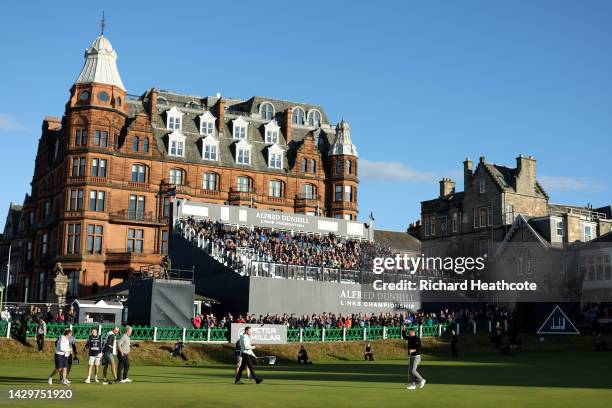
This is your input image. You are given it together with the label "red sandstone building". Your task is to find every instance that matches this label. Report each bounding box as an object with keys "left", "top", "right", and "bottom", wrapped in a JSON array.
[{"left": 18, "top": 32, "right": 359, "bottom": 301}]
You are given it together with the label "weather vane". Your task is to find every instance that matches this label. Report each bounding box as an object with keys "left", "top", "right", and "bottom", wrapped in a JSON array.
[{"left": 100, "top": 11, "right": 106, "bottom": 35}]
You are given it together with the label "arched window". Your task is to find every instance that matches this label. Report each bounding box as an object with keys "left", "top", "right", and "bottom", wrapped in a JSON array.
[
  {"left": 346, "top": 160, "right": 352, "bottom": 175},
  {"left": 302, "top": 184, "right": 316, "bottom": 199},
  {"left": 310, "top": 159, "right": 316, "bottom": 173},
  {"left": 308, "top": 110, "right": 321, "bottom": 127},
  {"left": 301, "top": 158, "right": 307, "bottom": 172},
  {"left": 169, "top": 168, "right": 185, "bottom": 185},
  {"left": 336, "top": 159, "right": 343, "bottom": 175},
  {"left": 157, "top": 97, "right": 168, "bottom": 106},
  {"left": 133, "top": 136, "right": 139, "bottom": 152},
  {"left": 143, "top": 137, "right": 149, "bottom": 153},
  {"left": 292, "top": 107, "right": 305, "bottom": 125},
  {"left": 269, "top": 180, "right": 284, "bottom": 198},
  {"left": 261, "top": 102, "right": 274, "bottom": 120}
]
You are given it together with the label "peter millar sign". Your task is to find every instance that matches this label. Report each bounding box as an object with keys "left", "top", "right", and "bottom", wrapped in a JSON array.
[{"left": 230, "top": 323, "right": 288, "bottom": 344}]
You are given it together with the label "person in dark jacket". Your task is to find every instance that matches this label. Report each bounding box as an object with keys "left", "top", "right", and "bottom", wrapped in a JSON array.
[
  {"left": 36, "top": 317, "right": 47, "bottom": 352},
  {"left": 297, "top": 346, "right": 310, "bottom": 364},
  {"left": 84, "top": 328, "right": 103, "bottom": 383},
  {"left": 450, "top": 330, "right": 458, "bottom": 357},
  {"left": 402, "top": 326, "right": 426, "bottom": 390},
  {"left": 364, "top": 343, "right": 374, "bottom": 361}
]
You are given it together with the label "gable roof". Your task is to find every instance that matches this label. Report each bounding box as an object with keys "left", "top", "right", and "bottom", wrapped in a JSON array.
[
  {"left": 495, "top": 214, "right": 550, "bottom": 257},
  {"left": 374, "top": 229, "right": 421, "bottom": 253}
]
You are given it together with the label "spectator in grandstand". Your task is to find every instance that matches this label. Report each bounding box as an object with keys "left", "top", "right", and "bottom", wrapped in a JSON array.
[
  {"left": 297, "top": 346, "right": 310, "bottom": 364},
  {"left": 116, "top": 326, "right": 133, "bottom": 383},
  {"left": 48, "top": 329, "right": 72, "bottom": 385},
  {"left": 596, "top": 333, "right": 607, "bottom": 352},
  {"left": 36, "top": 316, "right": 46, "bottom": 352},
  {"left": 66, "top": 306, "right": 76, "bottom": 325},
  {"left": 235, "top": 327, "right": 263, "bottom": 385},
  {"left": 450, "top": 329, "right": 458, "bottom": 357},
  {"left": 1, "top": 306, "right": 10, "bottom": 322},
  {"left": 102, "top": 327, "right": 120, "bottom": 385},
  {"left": 402, "top": 326, "right": 426, "bottom": 390},
  {"left": 192, "top": 314, "right": 202, "bottom": 329},
  {"left": 364, "top": 343, "right": 374, "bottom": 361},
  {"left": 84, "top": 328, "right": 103, "bottom": 383}
]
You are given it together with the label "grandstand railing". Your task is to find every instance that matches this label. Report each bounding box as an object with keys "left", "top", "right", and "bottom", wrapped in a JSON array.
[{"left": 3, "top": 322, "right": 463, "bottom": 343}]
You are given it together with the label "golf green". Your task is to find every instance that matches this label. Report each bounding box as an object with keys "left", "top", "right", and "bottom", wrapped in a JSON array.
[{"left": 0, "top": 352, "right": 610, "bottom": 407}]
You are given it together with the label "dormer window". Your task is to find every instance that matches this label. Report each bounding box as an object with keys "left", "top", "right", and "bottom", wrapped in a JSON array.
[
  {"left": 166, "top": 107, "right": 184, "bottom": 131},
  {"left": 264, "top": 120, "right": 280, "bottom": 144},
  {"left": 199, "top": 111, "right": 216, "bottom": 136},
  {"left": 235, "top": 139, "right": 251, "bottom": 165},
  {"left": 268, "top": 144, "right": 283, "bottom": 169},
  {"left": 307, "top": 110, "right": 321, "bottom": 127},
  {"left": 201, "top": 135, "right": 219, "bottom": 161},
  {"left": 233, "top": 116, "right": 248, "bottom": 140},
  {"left": 292, "top": 107, "right": 305, "bottom": 125},
  {"left": 168, "top": 130, "right": 185, "bottom": 157},
  {"left": 260, "top": 102, "right": 275, "bottom": 120}
]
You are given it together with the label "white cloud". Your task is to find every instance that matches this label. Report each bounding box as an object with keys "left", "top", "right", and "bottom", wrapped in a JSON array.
[
  {"left": 539, "top": 175, "right": 605, "bottom": 192},
  {"left": 0, "top": 114, "right": 19, "bottom": 131},
  {"left": 360, "top": 159, "right": 438, "bottom": 182}
]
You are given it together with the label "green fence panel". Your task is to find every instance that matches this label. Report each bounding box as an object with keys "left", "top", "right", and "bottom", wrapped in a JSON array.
[
  {"left": 130, "top": 326, "right": 154, "bottom": 340},
  {"left": 366, "top": 326, "right": 383, "bottom": 340},
  {"left": 185, "top": 328, "right": 207, "bottom": 341},
  {"left": 345, "top": 327, "right": 363, "bottom": 341},
  {"left": 208, "top": 327, "right": 228, "bottom": 342},
  {"left": 0, "top": 321, "right": 7, "bottom": 337},
  {"left": 324, "top": 328, "right": 343, "bottom": 342},
  {"left": 71, "top": 324, "right": 98, "bottom": 339},
  {"left": 385, "top": 326, "right": 401, "bottom": 339},
  {"left": 46, "top": 323, "right": 69, "bottom": 338},
  {"left": 421, "top": 325, "right": 438, "bottom": 337},
  {"left": 301, "top": 328, "right": 322, "bottom": 342},
  {"left": 287, "top": 328, "right": 300, "bottom": 342}
]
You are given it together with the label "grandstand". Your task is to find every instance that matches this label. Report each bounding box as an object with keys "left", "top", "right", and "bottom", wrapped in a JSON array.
[{"left": 168, "top": 200, "right": 423, "bottom": 315}]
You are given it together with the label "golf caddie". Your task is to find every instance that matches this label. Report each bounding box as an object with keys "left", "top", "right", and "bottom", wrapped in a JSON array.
[
  {"left": 235, "top": 326, "right": 263, "bottom": 385},
  {"left": 402, "top": 326, "right": 426, "bottom": 390}
]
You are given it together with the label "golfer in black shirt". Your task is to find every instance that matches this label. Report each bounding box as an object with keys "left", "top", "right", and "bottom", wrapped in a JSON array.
[{"left": 402, "top": 327, "right": 426, "bottom": 390}]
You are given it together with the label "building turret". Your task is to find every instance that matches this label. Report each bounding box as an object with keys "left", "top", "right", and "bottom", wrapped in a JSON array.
[{"left": 327, "top": 120, "right": 358, "bottom": 220}]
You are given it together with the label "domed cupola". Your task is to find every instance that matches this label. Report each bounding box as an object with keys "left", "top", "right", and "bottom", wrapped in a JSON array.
[
  {"left": 75, "top": 34, "right": 125, "bottom": 90},
  {"left": 329, "top": 119, "right": 358, "bottom": 157}
]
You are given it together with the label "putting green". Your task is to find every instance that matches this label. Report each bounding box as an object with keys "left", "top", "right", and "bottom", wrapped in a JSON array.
[{"left": 0, "top": 352, "right": 610, "bottom": 408}]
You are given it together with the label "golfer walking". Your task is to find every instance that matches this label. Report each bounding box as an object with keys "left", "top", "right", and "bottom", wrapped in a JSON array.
[
  {"left": 402, "top": 326, "right": 426, "bottom": 390},
  {"left": 116, "top": 326, "right": 133, "bottom": 383},
  {"left": 235, "top": 327, "right": 263, "bottom": 385},
  {"left": 48, "top": 329, "right": 72, "bottom": 385}
]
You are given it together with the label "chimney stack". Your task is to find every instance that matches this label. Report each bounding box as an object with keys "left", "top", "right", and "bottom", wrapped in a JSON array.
[
  {"left": 515, "top": 154, "right": 536, "bottom": 194},
  {"left": 43, "top": 116, "right": 61, "bottom": 131},
  {"left": 463, "top": 157, "right": 473, "bottom": 191},
  {"left": 439, "top": 178, "right": 455, "bottom": 198},
  {"left": 148, "top": 88, "right": 158, "bottom": 117},
  {"left": 215, "top": 97, "right": 225, "bottom": 135}
]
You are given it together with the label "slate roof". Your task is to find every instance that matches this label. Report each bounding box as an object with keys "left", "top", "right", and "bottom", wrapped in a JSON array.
[
  {"left": 127, "top": 90, "right": 341, "bottom": 173},
  {"left": 374, "top": 230, "right": 421, "bottom": 253},
  {"left": 482, "top": 163, "right": 548, "bottom": 199}
]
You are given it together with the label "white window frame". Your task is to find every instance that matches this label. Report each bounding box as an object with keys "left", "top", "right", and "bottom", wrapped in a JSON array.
[
  {"left": 203, "top": 172, "right": 218, "bottom": 191},
  {"left": 267, "top": 143, "right": 283, "bottom": 169},
  {"left": 201, "top": 135, "right": 219, "bottom": 161},
  {"left": 168, "top": 130, "right": 186, "bottom": 157},
  {"left": 292, "top": 107, "right": 305, "bottom": 125},
  {"left": 269, "top": 180, "right": 283, "bottom": 197},
  {"left": 264, "top": 120, "right": 280, "bottom": 144},
  {"left": 166, "top": 107, "right": 184, "bottom": 131},
  {"left": 260, "top": 102, "right": 275, "bottom": 120},
  {"left": 583, "top": 224, "right": 593, "bottom": 241},
  {"left": 199, "top": 111, "right": 216, "bottom": 136},
  {"left": 307, "top": 109, "right": 322, "bottom": 127},
  {"left": 555, "top": 219, "right": 564, "bottom": 238},
  {"left": 478, "top": 178, "right": 486, "bottom": 194},
  {"left": 235, "top": 139, "right": 251, "bottom": 165},
  {"left": 232, "top": 116, "right": 248, "bottom": 140}
]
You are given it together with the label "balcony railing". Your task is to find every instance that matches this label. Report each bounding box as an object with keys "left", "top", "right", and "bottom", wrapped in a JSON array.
[
  {"left": 260, "top": 195, "right": 287, "bottom": 206},
  {"left": 294, "top": 194, "right": 320, "bottom": 208},
  {"left": 229, "top": 189, "right": 256, "bottom": 202},
  {"left": 109, "top": 211, "right": 168, "bottom": 225},
  {"left": 330, "top": 200, "right": 357, "bottom": 211},
  {"left": 105, "top": 249, "right": 160, "bottom": 263}
]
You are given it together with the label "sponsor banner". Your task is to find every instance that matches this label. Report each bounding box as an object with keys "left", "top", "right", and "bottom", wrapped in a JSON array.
[
  {"left": 175, "top": 200, "right": 371, "bottom": 239},
  {"left": 230, "top": 323, "right": 288, "bottom": 344}
]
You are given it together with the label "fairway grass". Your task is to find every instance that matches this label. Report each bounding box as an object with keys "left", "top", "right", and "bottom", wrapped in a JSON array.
[{"left": 0, "top": 352, "right": 610, "bottom": 408}]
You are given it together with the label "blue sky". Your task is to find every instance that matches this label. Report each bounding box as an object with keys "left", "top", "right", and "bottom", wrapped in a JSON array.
[{"left": 1, "top": 1, "right": 611, "bottom": 231}]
